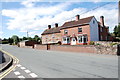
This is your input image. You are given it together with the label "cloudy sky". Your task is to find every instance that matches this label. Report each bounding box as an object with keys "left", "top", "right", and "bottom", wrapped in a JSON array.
[{"left": 1, "top": 0, "right": 118, "bottom": 38}]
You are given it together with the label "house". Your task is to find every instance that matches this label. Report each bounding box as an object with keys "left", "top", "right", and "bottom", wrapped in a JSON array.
[{"left": 41, "top": 15, "right": 113, "bottom": 45}]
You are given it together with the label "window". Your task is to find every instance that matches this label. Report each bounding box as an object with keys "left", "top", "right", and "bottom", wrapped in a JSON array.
[
  {"left": 78, "top": 35, "right": 87, "bottom": 43},
  {"left": 64, "top": 30, "right": 68, "bottom": 34},
  {"left": 83, "top": 36, "right": 87, "bottom": 43},
  {"left": 78, "top": 36, "right": 82, "bottom": 43},
  {"left": 63, "top": 37, "right": 66, "bottom": 41},
  {"left": 67, "top": 37, "right": 70, "bottom": 43},
  {"left": 63, "top": 37, "right": 70, "bottom": 44},
  {"left": 78, "top": 27, "right": 82, "bottom": 33}
]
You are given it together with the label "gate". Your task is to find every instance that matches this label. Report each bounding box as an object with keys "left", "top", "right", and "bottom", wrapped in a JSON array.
[
  {"left": 117, "top": 44, "right": 120, "bottom": 56},
  {"left": 47, "top": 44, "right": 50, "bottom": 50}
]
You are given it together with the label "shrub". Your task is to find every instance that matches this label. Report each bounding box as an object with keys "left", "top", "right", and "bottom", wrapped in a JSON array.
[
  {"left": 96, "top": 43, "right": 100, "bottom": 45},
  {"left": 90, "top": 41, "right": 95, "bottom": 45},
  {"left": 110, "top": 43, "right": 118, "bottom": 46}
]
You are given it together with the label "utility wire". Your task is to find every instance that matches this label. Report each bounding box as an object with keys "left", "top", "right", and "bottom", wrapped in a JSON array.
[{"left": 65, "top": 2, "right": 112, "bottom": 21}]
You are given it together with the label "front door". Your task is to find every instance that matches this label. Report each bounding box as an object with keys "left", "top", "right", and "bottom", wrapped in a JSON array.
[{"left": 71, "top": 38, "right": 76, "bottom": 45}]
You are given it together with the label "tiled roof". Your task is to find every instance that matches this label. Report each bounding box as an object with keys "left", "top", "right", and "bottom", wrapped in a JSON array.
[
  {"left": 41, "top": 16, "right": 94, "bottom": 35},
  {"left": 60, "top": 16, "right": 94, "bottom": 29},
  {"left": 41, "top": 27, "right": 61, "bottom": 35}
]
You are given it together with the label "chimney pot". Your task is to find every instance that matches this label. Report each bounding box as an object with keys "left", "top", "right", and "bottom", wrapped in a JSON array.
[
  {"left": 76, "top": 15, "right": 80, "bottom": 21},
  {"left": 48, "top": 25, "right": 51, "bottom": 29},
  {"left": 55, "top": 23, "right": 58, "bottom": 28},
  {"left": 100, "top": 16, "right": 104, "bottom": 27}
]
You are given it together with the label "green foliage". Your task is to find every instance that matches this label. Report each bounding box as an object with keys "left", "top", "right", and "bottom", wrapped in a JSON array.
[
  {"left": 8, "top": 37, "right": 13, "bottom": 44},
  {"left": 96, "top": 43, "right": 100, "bottom": 45},
  {"left": 109, "top": 43, "right": 118, "bottom": 46},
  {"left": 11, "top": 35, "right": 20, "bottom": 45},
  {"left": 33, "top": 35, "right": 41, "bottom": 42},
  {"left": 28, "top": 37, "right": 33, "bottom": 41},
  {"left": 23, "top": 37, "right": 28, "bottom": 40},
  {"left": 2, "top": 41, "right": 9, "bottom": 44},
  {"left": 89, "top": 41, "right": 95, "bottom": 45},
  {"left": 113, "top": 24, "right": 120, "bottom": 37}
]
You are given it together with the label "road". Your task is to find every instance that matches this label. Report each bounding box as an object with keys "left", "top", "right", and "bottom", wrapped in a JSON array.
[{"left": 1, "top": 44, "right": 118, "bottom": 79}]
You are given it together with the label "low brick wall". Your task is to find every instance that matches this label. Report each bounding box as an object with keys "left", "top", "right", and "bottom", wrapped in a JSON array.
[
  {"left": 34, "top": 44, "right": 47, "bottom": 50},
  {"left": 50, "top": 45, "right": 96, "bottom": 53},
  {"left": 20, "top": 46, "right": 33, "bottom": 48},
  {"left": 34, "top": 44, "right": 118, "bottom": 55},
  {"left": 95, "top": 45, "right": 117, "bottom": 55}
]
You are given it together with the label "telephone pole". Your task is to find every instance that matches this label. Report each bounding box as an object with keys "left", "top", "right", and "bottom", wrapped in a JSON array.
[{"left": 27, "top": 31, "right": 29, "bottom": 38}]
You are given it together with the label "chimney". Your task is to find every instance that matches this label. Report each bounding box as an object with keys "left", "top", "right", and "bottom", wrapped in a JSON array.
[
  {"left": 100, "top": 16, "right": 104, "bottom": 27},
  {"left": 48, "top": 25, "right": 51, "bottom": 29},
  {"left": 55, "top": 23, "right": 58, "bottom": 28},
  {"left": 76, "top": 15, "right": 80, "bottom": 21}
]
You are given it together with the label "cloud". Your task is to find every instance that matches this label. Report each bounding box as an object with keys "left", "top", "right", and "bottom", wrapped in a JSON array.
[
  {"left": 21, "top": 0, "right": 42, "bottom": 7},
  {"left": 81, "top": 3, "right": 118, "bottom": 32},
  {"left": 2, "top": 2, "right": 118, "bottom": 37},
  {"left": 2, "top": 2, "right": 72, "bottom": 32}
]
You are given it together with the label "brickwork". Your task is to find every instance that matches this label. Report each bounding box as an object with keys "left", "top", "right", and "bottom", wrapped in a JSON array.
[
  {"left": 34, "top": 44, "right": 118, "bottom": 55},
  {"left": 34, "top": 44, "right": 47, "bottom": 50},
  {"left": 50, "top": 45, "right": 96, "bottom": 53},
  {"left": 60, "top": 25, "right": 91, "bottom": 44},
  {"left": 42, "top": 33, "right": 61, "bottom": 44}
]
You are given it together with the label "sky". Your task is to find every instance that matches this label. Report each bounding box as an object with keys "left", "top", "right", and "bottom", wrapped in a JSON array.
[{"left": 1, "top": 0, "right": 118, "bottom": 38}]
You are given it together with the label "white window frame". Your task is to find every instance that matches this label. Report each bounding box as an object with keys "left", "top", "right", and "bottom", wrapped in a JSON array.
[
  {"left": 64, "top": 30, "right": 68, "bottom": 34},
  {"left": 78, "top": 36, "right": 83, "bottom": 43},
  {"left": 63, "top": 37, "right": 70, "bottom": 44},
  {"left": 78, "top": 35, "right": 87, "bottom": 43}
]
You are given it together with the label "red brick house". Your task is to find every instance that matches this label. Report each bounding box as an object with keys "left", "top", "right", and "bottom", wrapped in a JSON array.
[{"left": 41, "top": 15, "right": 113, "bottom": 45}]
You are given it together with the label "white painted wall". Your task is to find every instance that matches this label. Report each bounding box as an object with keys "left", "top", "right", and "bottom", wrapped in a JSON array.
[{"left": 89, "top": 17, "right": 99, "bottom": 41}]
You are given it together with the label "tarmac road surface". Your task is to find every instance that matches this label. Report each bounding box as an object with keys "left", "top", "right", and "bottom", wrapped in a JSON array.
[{"left": 2, "top": 44, "right": 118, "bottom": 78}]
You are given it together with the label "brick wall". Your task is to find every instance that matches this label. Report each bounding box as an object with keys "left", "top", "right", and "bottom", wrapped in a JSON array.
[
  {"left": 50, "top": 45, "right": 96, "bottom": 53},
  {"left": 34, "top": 44, "right": 118, "bottom": 55},
  {"left": 20, "top": 46, "right": 33, "bottom": 48},
  {"left": 34, "top": 44, "right": 47, "bottom": 50}
]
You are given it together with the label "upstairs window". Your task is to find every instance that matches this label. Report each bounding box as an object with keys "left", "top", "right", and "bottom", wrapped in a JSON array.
[
  {"left": 64, "top": 30, "right": 68, "bottom": 34},
  {"left": 78, "top": 27, "right": 82, "bottom": 33}
]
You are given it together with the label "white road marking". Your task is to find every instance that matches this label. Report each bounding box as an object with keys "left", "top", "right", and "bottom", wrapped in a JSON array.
[
  {"left": 24, "top": 70, "right": 31, "bottom": 73},
  {"left": 14, "top": 71, "right": 21, "bottom": 75},
  {"left": 18, "top": 75, "right": 25, "bottom": 78},
  {"left": 20, "top": 67, "right": 26, "bottom": 70},
  {"left": 29, "top": 73, "right": 38, "bottom": 78},
  {"left": 17, "top": 64, "right": 21, "bottom": 67}
]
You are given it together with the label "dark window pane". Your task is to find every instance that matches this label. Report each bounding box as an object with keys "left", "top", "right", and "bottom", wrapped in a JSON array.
[{"left": 78, "top": 28, "right": 82, "bottom": 32}]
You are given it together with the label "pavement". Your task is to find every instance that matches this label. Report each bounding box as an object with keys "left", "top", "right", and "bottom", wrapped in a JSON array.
[
  {"left": 0, "top": 51, "right": 10, "bottom": 70},
  {"left": 1, "top": 44, "right": 119, "bottom": 79}
]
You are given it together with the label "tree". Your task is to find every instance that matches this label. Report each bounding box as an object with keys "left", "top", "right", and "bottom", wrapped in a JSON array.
[
  {"left": 28, "top": 37, "right": 32, "bottom": 41},
  {"left": 23, "top": 37, "right": 28, "bottom": 40},
  {"left": 113, "top": 24, "right": 120, "bottom": 37},
  {"left": 11, "top": 35, "right": 19, "bottom": 44},
  {"left": 117, "top": 24, "right": 120, "bottom": 37},
  {"left": 8, "top": 37, "right": 13, "bottom": 44},
  {"left": 33, "top": 35, "right": 41, "bottom": 42},
  {"left": 113, "top": 26, "right": 118, "bottom": 37}
]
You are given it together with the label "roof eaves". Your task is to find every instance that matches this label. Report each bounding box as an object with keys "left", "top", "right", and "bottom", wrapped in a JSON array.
[{"left": 60, "top": 23, "right": 89, "bottom": 30}]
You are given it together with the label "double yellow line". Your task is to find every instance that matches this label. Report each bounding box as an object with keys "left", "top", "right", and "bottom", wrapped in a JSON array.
[{"left": 0, "top": 50, "right": 19, "bottom": 79}]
